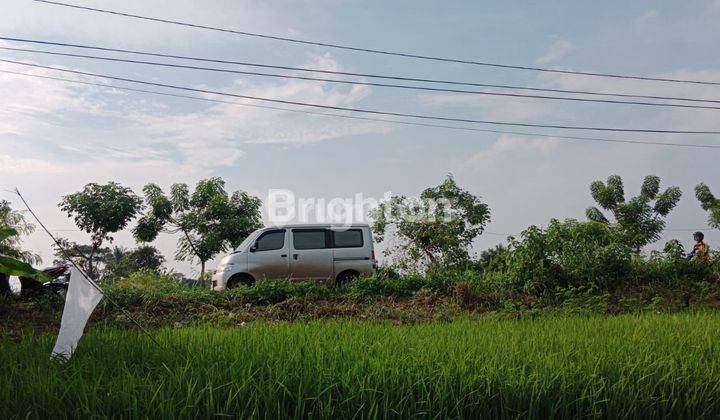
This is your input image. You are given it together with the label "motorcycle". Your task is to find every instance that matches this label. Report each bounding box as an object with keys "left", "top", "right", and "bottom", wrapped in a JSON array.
[{"left": 18, "top": 265, "right": 71, "bottom": 296}]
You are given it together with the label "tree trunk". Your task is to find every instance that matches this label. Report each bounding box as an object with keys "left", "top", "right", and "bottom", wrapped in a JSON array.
[
  {"left": 88, "top": 243, "right": 97, "bottom": 280},
  {"left": 199, "top": 260, "right": 206, "bottom": 288}
]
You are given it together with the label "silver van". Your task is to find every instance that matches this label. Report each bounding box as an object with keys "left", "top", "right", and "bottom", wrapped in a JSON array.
[{"left": 212, "top": 224, "right": 377, "bottom": 290}]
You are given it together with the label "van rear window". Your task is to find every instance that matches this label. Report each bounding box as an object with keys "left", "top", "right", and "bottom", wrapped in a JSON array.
[{"left": 332, "top": 229, "right": 363, "bottom": 248}]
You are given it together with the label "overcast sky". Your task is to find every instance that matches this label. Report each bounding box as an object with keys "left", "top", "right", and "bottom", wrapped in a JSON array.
[{"left": 2, "top": 0, "right": 720, "bottom": 276}]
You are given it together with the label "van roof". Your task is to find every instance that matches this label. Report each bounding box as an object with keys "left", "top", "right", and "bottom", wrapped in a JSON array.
[{"left": 261, "top": 223, "right": 370, "bottom": 229}]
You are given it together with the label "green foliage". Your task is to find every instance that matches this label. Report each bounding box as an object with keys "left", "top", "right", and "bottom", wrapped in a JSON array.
[
  {"left": 371, "top": 175, "right": 490, "bottom": 272},
  {"left": 134, "top": 178, "right": 262, "bottom": 284},
  {"left": 240, "top": 279, "right": 331, "bottom": 305},
  {"left": 59, "top": 182, "right": 143, "bottom": 242},
  {"left": 4, "top": 315, "right": 720, "bottom": 418},
  {"left": 0, "top": 227, "right": 47, "bottom": 282},
  {"left": 586, "top": 175, "right": 681, "bottom": 251},
  {"left": 348, "top": 271, "right": 426, "bottom": 298},
  {"left": 0, "top": 255, "right": 46, "bottom": 280},
  {"left": 0, "top": 200, "right": 40, "bottom": 265},
  {"left": 103, "top": 245, "right": 165, "bottom": 279},
  {"left": 103, "top": 272, "right": 331, "bottom": 309},
  {"left": 52, "top": 238, "right": 110, "bottom": 280},
  {"left": 59, "top": 182, "right": 143, "bottom": 279},
  {"left": 500, "top": 219, "right": 634, "bottom": 292},
  {"left": 695, "top": 183, "right": 720, "bottom": 229},
  {"left": 475, "top": 244, "right": 510, "bottom": 273}
]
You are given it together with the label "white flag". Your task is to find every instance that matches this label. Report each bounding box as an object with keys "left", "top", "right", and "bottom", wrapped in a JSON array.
[{"left": 51, "top": 267, "right": 104, "bottom": 359}]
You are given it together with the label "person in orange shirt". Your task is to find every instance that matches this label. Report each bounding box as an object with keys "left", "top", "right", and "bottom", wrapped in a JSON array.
[{"left": 686, "top": 231, "right": 710, "bottom": 262}]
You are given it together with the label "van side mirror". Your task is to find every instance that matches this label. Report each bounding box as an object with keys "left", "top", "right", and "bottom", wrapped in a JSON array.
[{"left": 250, "top": 244, "right": 257, "bottom": 252}]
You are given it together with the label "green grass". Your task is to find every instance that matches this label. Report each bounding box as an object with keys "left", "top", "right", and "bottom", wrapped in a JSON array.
[{"left": 2, "top": 313, "right": 720, "bottom": 419}]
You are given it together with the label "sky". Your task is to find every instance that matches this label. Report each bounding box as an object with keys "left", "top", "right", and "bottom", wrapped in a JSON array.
[{"left": 2, "top": 0, "right": 720, "bottom": 277}]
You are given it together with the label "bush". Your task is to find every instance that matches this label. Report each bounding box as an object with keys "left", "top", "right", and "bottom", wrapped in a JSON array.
[
  {"left": 237, "top": 279, "right": 331, "bottom": 305},
  {"left": 631, "top": 247, "right": 719, "bottom": 287},
  {"left": 496, "top": 219, "right": 633, "bottom": 293},
  {"left": 347, "top": 271, "right": 425, "bottom": 298}
]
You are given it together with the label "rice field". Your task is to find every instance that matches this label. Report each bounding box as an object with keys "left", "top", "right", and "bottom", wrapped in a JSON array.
[{"left": 2, "top": 313, "right": 720, "bottom": 419}]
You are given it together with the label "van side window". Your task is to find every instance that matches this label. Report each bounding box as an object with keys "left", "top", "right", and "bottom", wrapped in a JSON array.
[
  {"left": 293, "top": 229, "right": 327, "bottom": 249},
  {"left": 332, "top": 229, "right": 363, "bottom": 248},
  {"left": 255, "top": 230, "right": 285, "bottom": 251}
]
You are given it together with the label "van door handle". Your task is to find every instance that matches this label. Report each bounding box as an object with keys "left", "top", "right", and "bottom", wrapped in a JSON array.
[
  {"left": 280, "top": 254, "right": 287, "bottom": 258},
  {"left": 293, "top": 254, "right": 299, "bottom": 260}
]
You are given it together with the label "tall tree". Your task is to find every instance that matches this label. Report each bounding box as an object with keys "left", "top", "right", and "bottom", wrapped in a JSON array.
[
  {"left": 586, "top": 175, "right": 681, "bottom": 252},
  {"left": 371, "top": 175, "right": 491, "bottom": 272},
  {"left": 59, "top": 182, "right": 143, "bottom": 279},
  {"left": 133, "top": 177, "right": 262, "bottom": 286},
  {"left": 695, "top": 183, "right": 720, "bottom": 229}
]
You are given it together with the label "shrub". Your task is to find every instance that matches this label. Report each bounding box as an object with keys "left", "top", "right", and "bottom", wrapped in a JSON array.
[
  {"left": 238, "top": 279, "right": 331, "bottom": 305},
  {"left": 499, "top": 219, "right": 633, "bottom": 292},
  {"left": 347, "top": 271, "right": 425, "bottom": 298},
  {"left": 631, "top": 245, "right": 719, "bottom": 287}
]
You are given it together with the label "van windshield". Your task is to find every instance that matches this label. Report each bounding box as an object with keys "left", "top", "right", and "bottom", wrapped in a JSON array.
[{"left": 234, "top": 230, "right": 261, "bottom": 252}]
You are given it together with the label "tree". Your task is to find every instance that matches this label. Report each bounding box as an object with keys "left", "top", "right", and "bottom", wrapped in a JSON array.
[
  {"left": 134, "top": 177, "right": 262, "bottom": 286},
  {"left": 586, "top": 175, "right": 681, "bottom": 252},
  {"left": 104, "top": 245, "right": 165, "bottom": 279},
  {"left": 52, "top": 239, "right": 111, "bottom": 280},
  {"left": 0, "top": 200, "right": 43, "bottom": 293},
  {"left": 59, "top": 182, "right": 143, "bottom": 279},
  {"left": 370, "top": 175, "right": 491, "bottom": 272},
  {"left": 0, "top": 227, "right": 48, "bottom": 293},
  {"left": 695, "top": 183, "right": 720, "bottom": 229},
  {"left": 0, "top": 200, "right": 40, "bottom": 265}
]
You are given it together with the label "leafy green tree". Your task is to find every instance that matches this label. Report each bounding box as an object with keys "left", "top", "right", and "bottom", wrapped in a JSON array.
[
  {"left": 52, "top": 239, "right": 111, "bottom": 280},
  {"left": 695, "top": 183, "right": 720, "bottom": 229},
  {"left": 0, "top": 200, "right": 40, "bottom": 265},
  {"left": 134, "top": 177, "right": 262, "bottom": 286},
  {"left": 586, "top": 175, "right": 681, "bottom": 252},
  {"left": 104, "top": 245, "right": 165, "bottom": 279},
  {"left": 371, "top": 175, "right": 491, "bottom": 272},
  {"left": 59, "top": 182, "right": 143, "bottom": 279},
  {"left": 0, "top": 227, "right": 47, "bottom": 293}
]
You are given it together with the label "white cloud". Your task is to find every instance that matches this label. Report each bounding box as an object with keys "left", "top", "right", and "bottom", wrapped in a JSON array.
[
  {"left": 635, "top": 10, "right": 659, "bottom": 30},
  {"left": 0, "top": 154, "right": 65, "bottom": 175},
  {"left": 0, "top": 0, "right": 288, "bottom": 48},
  {"left": 0, "top": 62, "right": 113, "bottom": 135},
  {"left": 536, "top": 39, "right": 576, "bottom": 65},
  {"left": 129, "top": 54, "right": 385, "bottom": 158},
  {"left": 0, "top": 52, "right": 387, "bottom": 171},
  {"left": 462, "top": 135, "right": 559, "bottom": 168}
]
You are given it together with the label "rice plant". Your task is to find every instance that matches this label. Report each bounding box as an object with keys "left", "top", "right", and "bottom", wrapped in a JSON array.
[{"left": 2, "top": 313, "right": 719, "bottom": 419}]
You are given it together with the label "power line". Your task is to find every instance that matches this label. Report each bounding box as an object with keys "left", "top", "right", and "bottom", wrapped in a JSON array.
[
  {"left": 5, "top": 45, "right": 720, "bottom": 112},
  {"left": 2, "top": 37, "right": 719, "bottom": 106},
  {"left": 3, "top": 58, "right": 720, "bottom": 135},
  {"left": 30, "top": 0, "right": 720, "bottom": 87},
  {"left": 3, "top": 68, "right": 720, "bottom": 149},
  {"left": 12, "top": 69, "right": 720, "bottom": 148}
]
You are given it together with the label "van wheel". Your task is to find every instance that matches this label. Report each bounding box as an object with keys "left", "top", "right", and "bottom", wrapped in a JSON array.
[
  {"left": 227, "top": 274, "right": 255, "bottom": 289},
  {"left": 336, "top": 271, "right": 359, "bottom": 287}
]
